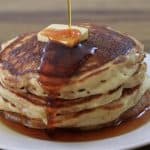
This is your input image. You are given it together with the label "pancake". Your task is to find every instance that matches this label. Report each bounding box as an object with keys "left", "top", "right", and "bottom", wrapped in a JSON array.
[
  {"left": 0, "top": 24, "right": 149, "bottom": 130},
  {"left": 1, "top": 90, "right": 149, "bottom": 129},
  {"left": 0, "top": 77, "right": 149, "bottom": 129},
  {"left": 47, "top": 77, "right": 150, "bottom": 128},
  {"left": 0, "top": 24, "right": 144, "bottom": 99}
]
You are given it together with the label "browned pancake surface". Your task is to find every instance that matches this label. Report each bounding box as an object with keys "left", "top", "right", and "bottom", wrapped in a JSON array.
[{"left": 0, "top": 25, "right": 136, "bottom": 77}]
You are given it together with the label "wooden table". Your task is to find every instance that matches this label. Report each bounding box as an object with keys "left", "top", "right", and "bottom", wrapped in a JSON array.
[{"left": 0, "top": 1, "right": 149, "bottom": 149}]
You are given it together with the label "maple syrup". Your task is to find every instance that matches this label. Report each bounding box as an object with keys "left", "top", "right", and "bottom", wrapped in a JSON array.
[
  {"left": 0, "top": 109, "right": 149, "bottom": 142},
  {"left": 38, "top": 25, "right": 135, "bottom": 94},
  {"left": 40, "top": 0, "right": 80, "bottom": 48},
  {"left": 67, "top": 0, "right": 72, "bottom": 28}
]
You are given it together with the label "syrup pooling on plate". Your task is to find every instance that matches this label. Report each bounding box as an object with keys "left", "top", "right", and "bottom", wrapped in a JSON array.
[{"left": 0, "top": 108, "right": 149, "bottom": 142}]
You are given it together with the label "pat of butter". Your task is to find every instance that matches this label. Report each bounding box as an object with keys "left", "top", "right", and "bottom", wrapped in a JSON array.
[{"left": 37, "top": 24, "right": 88, "bottom": 47}]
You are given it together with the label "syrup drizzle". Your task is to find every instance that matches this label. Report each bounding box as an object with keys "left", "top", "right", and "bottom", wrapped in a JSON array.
[
  {"left": 39, "top": 42, "right": 97, "bottom": 78},
  {"left": 67, "top": 0, "right": 72, "bottom": 28},
  {"left": 38, "top": 25, "right": 135, "bottom": 92}
]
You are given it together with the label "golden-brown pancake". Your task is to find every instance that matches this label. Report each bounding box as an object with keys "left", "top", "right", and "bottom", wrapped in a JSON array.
[
  {"left": 0, "top": 24, "right": 149, "bottom": 129},
  {"left": 0, "top": 25, "right": 145, "bottom": 99}
]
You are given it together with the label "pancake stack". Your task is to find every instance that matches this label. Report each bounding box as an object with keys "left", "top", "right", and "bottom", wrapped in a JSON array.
[{"left": 0, "top": 24, "right": 149, "bottom": 129}]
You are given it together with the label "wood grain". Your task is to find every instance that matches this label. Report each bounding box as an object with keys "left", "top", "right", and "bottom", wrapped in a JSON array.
[{"left": 0, "top": 0, "right": 150, "bottom": 53}]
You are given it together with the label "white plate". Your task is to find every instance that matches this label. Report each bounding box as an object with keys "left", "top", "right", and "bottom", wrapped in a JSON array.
[{"left": 0, "top": 54, "right": 150, "bottom": 150}]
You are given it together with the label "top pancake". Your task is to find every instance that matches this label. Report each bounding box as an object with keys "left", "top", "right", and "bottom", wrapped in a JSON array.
[
  {"left": 0, "top": 24, "right": 137, "bottom": 76},
  {"left": 0, "top": 24, "right": 144, "bottom": 99}
]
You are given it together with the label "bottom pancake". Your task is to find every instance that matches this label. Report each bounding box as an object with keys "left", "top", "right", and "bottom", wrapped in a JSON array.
[{"left": 0, "top": 90, "right": 149, "bottom": 130}]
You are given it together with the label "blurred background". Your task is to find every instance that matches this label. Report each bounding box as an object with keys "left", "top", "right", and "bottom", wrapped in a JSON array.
[{"left": 0, "top": 0, "right": 150, "bottom": 52}]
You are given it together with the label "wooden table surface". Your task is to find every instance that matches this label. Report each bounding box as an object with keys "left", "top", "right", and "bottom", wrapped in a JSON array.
[{"left": 0, "top": 1, "right": 150, "bottom": 150}]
